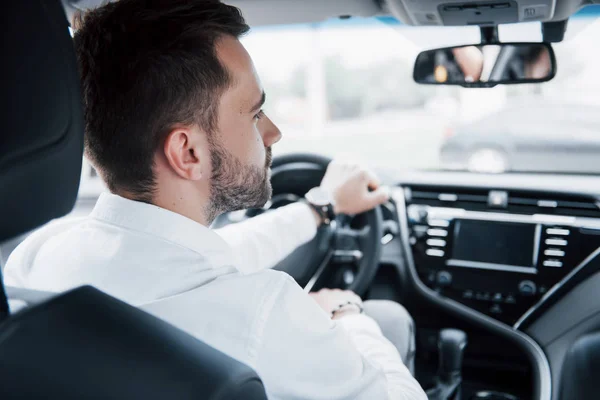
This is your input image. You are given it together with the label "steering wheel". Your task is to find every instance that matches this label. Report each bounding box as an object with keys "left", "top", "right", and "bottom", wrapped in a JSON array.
[{"left": 214, "top": 153, "right": 384, "bottom": 296}]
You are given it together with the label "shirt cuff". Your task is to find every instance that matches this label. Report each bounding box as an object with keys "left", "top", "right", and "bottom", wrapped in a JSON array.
[{"left": 292, "top": 202, "right": 319, "bottom": 243}]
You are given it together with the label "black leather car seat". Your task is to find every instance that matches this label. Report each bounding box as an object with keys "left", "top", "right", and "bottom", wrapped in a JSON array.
[
  {"left": 0, "top": 1, "right": 267, "bottom": 399},
  {"left": 559, "top": 332, "right": 600, "bottom": 400}
]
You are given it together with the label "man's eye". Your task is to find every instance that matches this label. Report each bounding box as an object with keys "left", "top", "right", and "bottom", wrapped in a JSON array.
[{"left": 254, "top": 110, "right": 264, "bottom": 120}]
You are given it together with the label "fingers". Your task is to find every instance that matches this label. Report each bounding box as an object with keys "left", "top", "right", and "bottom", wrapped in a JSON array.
[
  {"left": 360, "top": 168, "right": 381, "bottom": 190},
  {"left": 366, "top": 186, "right": 390, "bottom": 208},
  {"left": 313, "top": 288, "right": 362, "bottom": 302}
]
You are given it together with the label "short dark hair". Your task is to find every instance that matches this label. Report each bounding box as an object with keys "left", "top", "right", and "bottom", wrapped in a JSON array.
[{"left": 73, "top": 0, "right": 249, "bottom": 202}]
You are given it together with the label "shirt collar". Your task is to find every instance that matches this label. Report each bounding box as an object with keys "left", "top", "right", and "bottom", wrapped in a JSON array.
[{"left": 90, "top": 192, "right": 233, "bottom": 267}]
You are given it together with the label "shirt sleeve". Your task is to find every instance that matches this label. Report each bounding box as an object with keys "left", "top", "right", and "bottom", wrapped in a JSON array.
[
  {"left": 215, "top": 202, "right": 318, "bottom": 275},
  {"left": 253, "top": 274, "right": 427, "bottom": 400}
]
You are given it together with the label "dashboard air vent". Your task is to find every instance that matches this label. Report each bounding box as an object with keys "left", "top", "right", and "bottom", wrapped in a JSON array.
[
  {"left": 507, "top": 192, "right": 600, "bottom": 218},
  {"left": 405, "top": 186, "right": 490, "bottom": 210},
  {"left": 405, "top": 186, "right": 600, "bottom": 217}
]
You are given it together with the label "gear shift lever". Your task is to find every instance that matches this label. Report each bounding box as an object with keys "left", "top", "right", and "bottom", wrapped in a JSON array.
[
  {"left": 427, "top": 328, "right": 468, "bottom": 400},
  {"left": 439, "top": 328, "right": 468, "bottom": 383}
]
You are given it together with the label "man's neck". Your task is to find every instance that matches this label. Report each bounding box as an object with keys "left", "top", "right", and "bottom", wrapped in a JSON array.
[
  {"left": 117, "top": 188, "right": 212, "bottom": 227},
  {"left": 153, "top": 195, "right": 211, "bottom": 227}
]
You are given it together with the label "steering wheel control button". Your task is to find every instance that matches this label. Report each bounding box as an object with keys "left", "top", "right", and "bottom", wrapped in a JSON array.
[
  {"left": 436, "top": 271, "right": 452, "bottom": 287},
  {"left": 543, "top": 260, "right": 563, "bottom": 268},
  {"left": 332, "top": 250, "right": 363, "bottom": 264},
  {"left": 518, "top": 280, "right": 537, "bottom": 296},
  {"left": 427, "top": 239, "right": 446, "bottom": 247},
  {"left": 426, "top": 249, "right": 445, "bottom": 257},
  {"left": 492, "top": 293, "right": 503, "bottom": 302},
  {"left": 342, "top": 269, "right": 355, "bottom": 286},
  {"left": 462, "top": 290, "right": 474, "bottom": 299},
  {"left": 546, "top": 228, "right": 570, "bottom": 236},
  {"left": 505, "top": 294, "right": 517, "bottom": 304},
  {"left": 427, "top": 228, "right": 448, "bottom": 237},
  {"left": 545, "top": 238, "right": 568, "bottom": 246}
]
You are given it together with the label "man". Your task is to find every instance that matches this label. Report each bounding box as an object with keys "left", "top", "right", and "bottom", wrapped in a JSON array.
[{"left": 4, "top": 1, "right": 426, "bottom": 399}]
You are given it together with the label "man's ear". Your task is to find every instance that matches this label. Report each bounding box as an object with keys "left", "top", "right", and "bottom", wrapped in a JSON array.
[{"left": 163, "top": 125, "right": 204, "bottom": 181}]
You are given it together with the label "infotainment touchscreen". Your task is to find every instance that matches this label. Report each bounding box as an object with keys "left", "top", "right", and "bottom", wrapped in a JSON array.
[{"left": 451, "top": 219, "right": 537, "bottom": 268}]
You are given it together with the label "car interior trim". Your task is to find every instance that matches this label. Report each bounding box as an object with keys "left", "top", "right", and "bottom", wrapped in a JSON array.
[
  {"left": 425, "top": 206, "right": 600, "bottom": 229},
  {"left": 446, "top": 259, "right": 538, "bottom": 275},
  {"left": 514, "top": 246, "right": 600, "bottom": 331},
  {"left": 533, "top": 223, "right": 542, "bottom": 267},
  {"left": 392, "top": 186, "right": 552, "bottom": 400}
]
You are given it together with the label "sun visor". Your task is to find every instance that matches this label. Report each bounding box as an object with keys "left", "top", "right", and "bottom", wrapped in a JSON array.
[{"left": 386, "top": 0, "right": 557, "bottom": 26}]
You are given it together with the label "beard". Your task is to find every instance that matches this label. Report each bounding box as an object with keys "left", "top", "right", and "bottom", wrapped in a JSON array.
[{"left": 205, "top": 136, "right": 272, "bottom": 223}]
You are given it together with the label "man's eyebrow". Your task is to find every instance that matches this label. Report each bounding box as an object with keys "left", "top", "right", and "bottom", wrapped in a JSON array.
[{"left": 249, "top": 91, "right": 266, "bottom": 113}]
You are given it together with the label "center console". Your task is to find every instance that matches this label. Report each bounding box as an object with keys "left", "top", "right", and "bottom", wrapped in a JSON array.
[{"left": 403, "top": 186, "right": 600, "bottom": 326}]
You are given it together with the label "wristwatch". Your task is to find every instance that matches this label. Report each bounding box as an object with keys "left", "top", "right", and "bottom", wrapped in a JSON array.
[{"left": 304, "top": 187, "right": 336, "bottom": 225}]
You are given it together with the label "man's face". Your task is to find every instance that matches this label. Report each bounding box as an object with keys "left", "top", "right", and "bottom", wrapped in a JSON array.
[{"left": 206, "top": 36, "right": 282, "bottom": 220}]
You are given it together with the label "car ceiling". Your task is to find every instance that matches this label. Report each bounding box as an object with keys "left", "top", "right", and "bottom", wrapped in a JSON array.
[{"left": 63, "top": 0, "right": 591, "bottom": 27}]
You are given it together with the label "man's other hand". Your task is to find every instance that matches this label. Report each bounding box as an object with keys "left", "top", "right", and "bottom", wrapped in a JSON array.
[
  {"left": 320, "top": 160, "right": 389, "bottom": 215},
  {"left": 309, "top": 288, "right": 363, "bottom": 320}
]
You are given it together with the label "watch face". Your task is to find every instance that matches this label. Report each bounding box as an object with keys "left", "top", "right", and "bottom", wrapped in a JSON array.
[{"left": 306, "top": 187, "right": 331, "bottom": 206}]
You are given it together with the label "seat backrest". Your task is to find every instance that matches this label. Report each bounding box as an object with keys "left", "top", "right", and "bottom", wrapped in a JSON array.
[
  {"left": 559, "top": 331, "right": 600, "bottom": 400},
  {"left": 1, "top": 285, "right": 267, "bottom": 400},
  {"left": 0, "top": 1, "right": 267, "bottom": 399}
]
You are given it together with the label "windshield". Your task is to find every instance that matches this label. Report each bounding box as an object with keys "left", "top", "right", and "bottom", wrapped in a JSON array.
[
  {"left": 239, "top": 7, "right": 600, "bottom": 175},
  {"left": 78, "top": 8, "right": 600, "bottom": 196}
]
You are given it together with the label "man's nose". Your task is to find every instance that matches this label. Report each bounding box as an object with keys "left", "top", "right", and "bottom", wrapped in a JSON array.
[{"left": 261, "top": 115, "right": 282, "bottom": 147}]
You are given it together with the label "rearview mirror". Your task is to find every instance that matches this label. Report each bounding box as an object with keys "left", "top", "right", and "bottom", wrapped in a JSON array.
[{"left": 413, "top": 43, "right": 556, "bottom": 87}]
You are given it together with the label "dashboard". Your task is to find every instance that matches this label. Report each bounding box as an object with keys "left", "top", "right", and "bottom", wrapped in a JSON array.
[
  {"left": 401, "top": 185, "right": 600, "bottom": 327},
  {"left": 386, "top": 170, "right": 600, "bottom": 400}
]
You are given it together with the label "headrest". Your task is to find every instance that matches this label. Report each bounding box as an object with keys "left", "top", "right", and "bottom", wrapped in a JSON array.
[{"left": 0, "top": 0, "right": 84, "bottom": 242}]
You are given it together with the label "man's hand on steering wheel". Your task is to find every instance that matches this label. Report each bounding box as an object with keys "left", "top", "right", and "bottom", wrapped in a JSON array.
[{"left": 319, "top": 160, "right": 390, "bottom": 215}]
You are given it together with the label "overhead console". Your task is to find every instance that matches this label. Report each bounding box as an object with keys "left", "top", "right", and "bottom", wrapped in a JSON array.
[
  {"left": 399, "top": 185, "right": 600, "bottom": 326},
  {"left": 385, "top": 0, "right": 557, "bottom": 26}
]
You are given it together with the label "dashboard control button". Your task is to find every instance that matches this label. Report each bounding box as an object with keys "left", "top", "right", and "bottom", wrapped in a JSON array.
[
  {"left": 426, "top": 249, "right": 445, "bottom": 257},
  {"left": 546, "top": 228, "right": 570, "bottom": 236},
  {"left": 427, "top": 239, "right": 446, "bottom": 247},
  {"left": 544, "top": 249, "right": 565, "bottom": 257},
  {"left": 490, "top": 304, "right": 503, "bottom": 314},
  {"left": 543, "top": 260, "right": 563, "bottom": 268},
  {"left": 545, "top": 238, "right": 568, "bottom": 246},
  {"left": 436, "top": 271, "right": 452, "bottom": 287},
  {"left": 475, "top": 292, "right": 490, "bottom": 301},
  {"left": 426, "top": 271, "right": 436, "bottom": 284},
  {"left": 518, "top": 280, "right": 537, "bottom": 296},
  {"left": 427, "top": 228, "right": 448, "bottom": 237},
  {"left": 429, "top": 219, "right": 450, "bottom": 228}
]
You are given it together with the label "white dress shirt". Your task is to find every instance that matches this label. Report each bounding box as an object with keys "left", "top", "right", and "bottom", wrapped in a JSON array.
[{"left": 4, "top": 193, "right": 426, "bottom": 400}]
